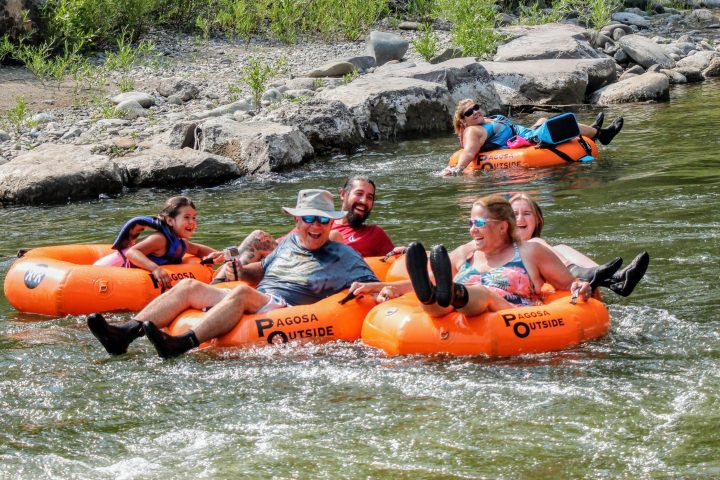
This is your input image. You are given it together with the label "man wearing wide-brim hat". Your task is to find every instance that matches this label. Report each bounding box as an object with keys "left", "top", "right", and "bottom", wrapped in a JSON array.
[{"left": 87, "top": 189, "right": 379, "bottom": 359}]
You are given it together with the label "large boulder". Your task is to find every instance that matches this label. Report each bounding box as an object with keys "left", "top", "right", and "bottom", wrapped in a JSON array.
[
  {"left": 611, "top": 12, "right": 650, "bottom": 28},
  {"left": 254, "top": 99, "right": 362, "bottom": 153},
  {"left": 116, "top": 145, "right": 241, "bottom": 187},
  {"left": 676, "top": 50, "right": 720, "bottom": 71},
  {"left": 366, "top": 31, "right": 409, "bottom": 66},
  {"left": 318, "top": 76, "right": 453, "bottom": 140},
  {"left": 617, "top": 34, "right": 676, "bottom": 69},
  {"left": 494, "top": 24, "right": 606, "bottom": 61},
  {"left": 377, "top": 57, "right": 502, "bottom": 112},
  {"left": 194, "top": 118, "right": 314, "bottom": 175},
  {"left": 589, "top": 72, "right": 669, "bottom": 105},
  {"left": 0, "top": 144, "right": 125, "bottom": 205},
  {"left": 480, "top": 58, "right": 616, "bottom": 106}
]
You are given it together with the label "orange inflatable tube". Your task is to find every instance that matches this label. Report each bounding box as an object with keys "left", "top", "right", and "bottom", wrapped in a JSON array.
[
  {"left": 3, "top": 244, "right": 213, "bottom": 317},
  {"left": 361, "top": 288, "right": 610, "bottom": 356},
  {"left": 167, "top": 285, "right": 378, "bottom": 348},
  {"left": 448, "top": 136, "right": 598, "bottom": 171}
]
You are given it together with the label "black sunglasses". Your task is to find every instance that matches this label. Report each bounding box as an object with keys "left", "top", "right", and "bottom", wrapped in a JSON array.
[{"left": 462, "top": 104, "right": 481, "bottom": 118}]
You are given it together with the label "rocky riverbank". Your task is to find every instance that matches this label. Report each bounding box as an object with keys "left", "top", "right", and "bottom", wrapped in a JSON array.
[{"left": 1, "top": 6, "right": 720, "bottom": 205}]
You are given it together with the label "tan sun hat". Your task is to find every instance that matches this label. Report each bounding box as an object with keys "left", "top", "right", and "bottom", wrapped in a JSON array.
[{"left": 282, "top": 189, "right": 347, "bottom": 219}]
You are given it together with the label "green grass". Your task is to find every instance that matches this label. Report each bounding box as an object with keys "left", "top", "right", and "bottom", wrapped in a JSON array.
[
  {"left": 240, "top": 56, "right": 287, "bottom": 111},
  {"left": 411, "top": 23, "right": 440, "bottom": 62}
]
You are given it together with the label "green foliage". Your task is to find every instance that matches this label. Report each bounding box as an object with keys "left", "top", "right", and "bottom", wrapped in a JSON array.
[
  {"left": 406, "top": 0, "right": 437, "bottom": 21},
  {"left": 3, "top": 97, "right": 35, "bottom": 132},
  {"left": 435, "top": 0, "right": 503, "bottom": 58},
  {"left": 240, "top": 56, "right": 287, "bottom": 111},
  {"left": 335, "top": 0, "right": 388, "bottom": 41},
  {"left": 0, "top": 35, "right": 15, "bottom": 62},
  {"left": 516, "top": 2, "right": 563, "bottom": 25},
  {"left": 13, "top": 40, "right": 88, "bottom": 83},
  {"left": 411, "top": 23, "right": 440, "bottom": 62},
  {"left": 553, "top": 0, "right": 622, "bottom": 29},
  {"left": 117, "top": 77, "right": 136, "bottom": 92},
  {"left": 268, "top": 0, "right": 303, "bottom": 44},
  {"left": 343, "top": 69, "right": 360, "bottom": 84}
]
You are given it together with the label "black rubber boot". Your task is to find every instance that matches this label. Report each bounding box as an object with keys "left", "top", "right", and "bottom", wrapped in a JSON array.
[
  {"left": 596, "top": 117, "right": 624, "bottom": 145},
  {"left": 450, "top": 283, "right": 469, "bottom": 309},
  {"left": 142, "top": 321, "right": 199, "bottom": 359},
  {"left": 87, "top": 314, "right": 144, "bottom": 355},
  {"left": 607, "top": 252, "right": 650, "bottom": 297},
  {"left": 591, "top": 111, "right": 604, "bottom": 131},
  {"left": 568, "top": 257, "right": 623, "bottom": 289},
  {"left": 430, "top": 245, "right": 453, "bottom": 308},
  {"left": 406, "top": 242, "right": 435, "bottom": 305}
]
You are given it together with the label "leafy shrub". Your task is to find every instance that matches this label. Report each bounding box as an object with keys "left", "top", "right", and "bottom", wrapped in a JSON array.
[
  {"left": 435, "top": 0, "right": 503, "bottom": 58},
  {"left": 411, "top": 23, "right": 440, "bottom": 62}
]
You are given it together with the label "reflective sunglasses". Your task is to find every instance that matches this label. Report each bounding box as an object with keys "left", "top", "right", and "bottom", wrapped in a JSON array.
[
  {"left": 462, "top": 103, "right": 481, "bottom": 118},
  {"left": 468, "top": 217, "right": 498, "bottom": 228},
  {"left": 301, "top": 215, "right": 331, "bottom": 225}
]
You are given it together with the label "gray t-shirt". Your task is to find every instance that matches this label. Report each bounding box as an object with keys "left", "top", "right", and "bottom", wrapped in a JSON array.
[{"left": 257, "top": 233, "right": 379, "bottom": 306}]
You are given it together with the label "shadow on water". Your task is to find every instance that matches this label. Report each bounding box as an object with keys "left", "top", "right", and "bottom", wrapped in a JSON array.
[{"left": 1, "top": 81, "right": 720, "bottom": 478}]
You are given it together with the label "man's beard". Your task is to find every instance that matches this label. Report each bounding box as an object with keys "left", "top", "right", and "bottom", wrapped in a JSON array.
[{"left": 346, "top": 204, "right": 370, "bottom": 228}]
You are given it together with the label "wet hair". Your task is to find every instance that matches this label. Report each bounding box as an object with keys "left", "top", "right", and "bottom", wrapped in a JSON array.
[
  {"left": 453, "top": 98, "right": 485, "bottom": 143},
  {"left": 472, "top": 194, "right": 518, "bottom": 243},
  {"left": 509, "top": 193, "right": 544, "bottom": 238},
  {"left": 342, "top": 175, "right": 376, "bottom": 193},
  {"left": 158, "top": 196, "right": 196, "bottom": 223}
]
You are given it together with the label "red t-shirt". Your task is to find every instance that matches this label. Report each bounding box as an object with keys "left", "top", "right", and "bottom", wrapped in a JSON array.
[
  {"left": 286, "top": 223, "right": 394, "bottom": 257},
  {"left": 332, "top": 223, "right": 394, "bottom": 257}
]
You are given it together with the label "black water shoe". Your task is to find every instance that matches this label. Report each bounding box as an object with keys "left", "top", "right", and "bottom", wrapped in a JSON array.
[
  {"left": 608, "top": 252, "right": 650, "bottom": 297},
  {"left": 143, "top": 321, "right": 199, "bottom": 359},
  {"left": 430, "top": 245, "right": 454, "bottom": 308},
  {"left": 591, "top": 111, "right": 605, "bottom": 131},
  {"left": 569, "top": 257, "right": 623, "bottom": 289},
  {"left": 596, "top": 117, "right": 624, "bottom": 145},
  {"left": 87, "top": 314, "right": 143, "bottom": 355},
  {"left": 406, "top": 242, "right": 435, "bottom": 305}
]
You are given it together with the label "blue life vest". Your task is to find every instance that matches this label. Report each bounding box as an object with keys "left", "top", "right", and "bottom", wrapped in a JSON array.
[
  {"left": 480, "top": 115, "right": 516, "bottom": 152},
  {"left": 111, "top": 216, "right": 186, "bottom": 267}
]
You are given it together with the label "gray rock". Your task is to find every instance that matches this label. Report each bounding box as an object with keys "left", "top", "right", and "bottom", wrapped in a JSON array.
[
  {"left": 60, "top": 127, "right": 82, "bottom": 140},
  {"left": 590, "top": 72, "right": 669, "bottom": 105},
  {"left": 618, "top": 71, "right": 640, "bottom": 81},
  {"left": 115, "top": 100, "right": 147, "bottom": 119},
  {"left": 398, "top": 21, "right": 420, "bottom": 30},
  {"left": 366, "top": 31, "right": 409, "bottom": 67},
  {"left": 703, "top": 57, "right": 720, "bottom": 77},
  {"left": 617, "top": 34, "right": 676, "bottom": 69},
  {"left": 611, "top": 12, "right": 650, "bottom": 28},
  {"left": 191, "top": 99, "right": 254, "bottom": 119},
  {"left": 307, "top": 61, "right": 357, "bottom": 78},
  {"left": 285, "top": 77, "right": 321, "bottom": 91},
  {"left": 339, "top": 55, "right": 376, "bottom": 72},
  {"left": 481, "top": 57, "right": 617, "bottom": 106},
  {"left": 30, "top": 113, "right": 56, "bottom": 124},
  {"left": 676, "top": 50, "right": 720, "bottom": 70},
  {"left": 117, "top": 145, "right": 241, "bottom": 187},
  {"left": 110, "top": 92, "right": 155, "bottom": 108},
  {"left": 673, "top": 66, "right": 704, "bottom": 83},
  {"left": 254, "top": 98, "right": 362, "bottom": 153},
  {"left": 262, "top": 88, "right": 283, "bottom": 102},
  {"left": 194, "top": 118, "right": 314, "bottom": 174},
  {"left": 0, "top": 144, "right": 125, "bottom": 205},
  {"left": 318, "top": 76, "right": 453, "bottom": 140},
  {"left": 0, "top": 131, "right": 10, "bottom": 142},
  {"left": 430, "top": 48, "right": 465, "bottom": 64},
  {"left": 625, "top": 65, "right": 646, "bottom": 75},
  {"left": 495, "top": 24, "right": 605, "bottom": 61},
  {"left": 378, "top": 57, "right": 502, "bottom": 111},
  {"left": 659, "top": 68, "right": 687, "bottom": 84},
  {"left": 614, "top": 49, "right": 629, "bottom": 63},
  {"left": 157, "top": 78, "right": 200, "bottom": 101},
  {"left": 688, "top": 9, "right": 715, "bottom": 24},
  {"left": 96, "top": 119, "right": 131, "bottom": 128},
  {"left": 167, "top": 94, "right": 184, "bottom": 105},
  {"left": 283, "top": 89, "right": 315, "bottom": 99}
]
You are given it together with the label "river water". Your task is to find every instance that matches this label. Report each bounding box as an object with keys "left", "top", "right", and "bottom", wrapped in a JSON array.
[{"left": 1, "top": 80, "right": 719, "bottom": 479}]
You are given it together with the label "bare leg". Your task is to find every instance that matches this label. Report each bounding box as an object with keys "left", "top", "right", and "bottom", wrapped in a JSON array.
[
  {"left": 191, "top": 285, "right": 270, "bottom": 342},
  {"left": 134, "top": 278, "right": 228, "bottom": 328},
  {"left": 553, "top": 244, "right": 598, "bottom": 268}
]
